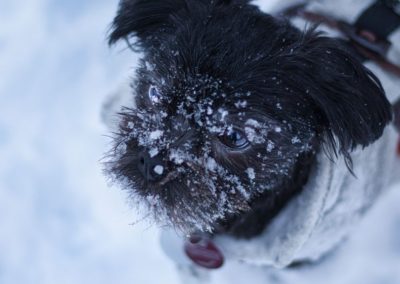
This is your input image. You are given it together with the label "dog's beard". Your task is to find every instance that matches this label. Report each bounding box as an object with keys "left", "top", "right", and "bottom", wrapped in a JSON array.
[{"left": 104, "top": 79, "right": 315, "bottom": 233}]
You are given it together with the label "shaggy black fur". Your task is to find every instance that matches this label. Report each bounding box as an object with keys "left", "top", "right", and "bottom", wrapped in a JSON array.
[{"left": 106, "top": 0, "right": 392, "bottom": 238}]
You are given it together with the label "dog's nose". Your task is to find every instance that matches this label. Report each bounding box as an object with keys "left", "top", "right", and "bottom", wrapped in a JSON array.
[{"left": 138, "top": 151, "right": 166, "bottom": 182}]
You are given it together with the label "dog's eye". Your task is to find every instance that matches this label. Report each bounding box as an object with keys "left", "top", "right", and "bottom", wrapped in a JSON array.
[
  {"left": 219, "top": 129, "right": 249, "bottom": 150},
  {"left": 148, "top": 85, "right": 162, "bottom": 103}
]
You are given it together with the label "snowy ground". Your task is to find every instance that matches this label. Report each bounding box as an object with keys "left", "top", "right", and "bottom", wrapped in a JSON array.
[
  {"left": 1, "top": 1, "right": 399, "bottom": 284},
  {"left": 0, "top": 1, "right": 178, "bottom": 283}
]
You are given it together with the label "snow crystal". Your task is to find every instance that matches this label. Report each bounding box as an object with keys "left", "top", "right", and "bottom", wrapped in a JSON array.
[
  {"left": 218, "top": 108, "right": 228, "bottom": 121},
  {"left": 218, "top": 191, "right": 228, "bottom": 209},
  {"left": 235, "top": 182, "right": 250, "bottom": 200},
  {"left": 267, "top": 140, "right": 275, "bottom": 152},
  {"left": 169, "top": 150, "right": 184, "bottom": 165},
  {"left": 245, "top": 127, "right": 257, "bottom": 142},
  {"left": 149, "top": 148, "right": 159, "bottom": 158},
  {"left": 245, "top": 168, "right": 256, "bottom": 180},
  {"left": 153, "top": 165, "right": 164, "bottom": 175},
  {"left": 206, "top": 157, "right": 217, "bottom": 172},
  {"left": 275, "top": 126, "right": 282, "bottom": 133},
  {"left": 291, "top": 136, "right": 301, "bottom": 144},
  {"left": 149, "top": 130, "right": 164, "bottom": 141},
  {"left": 209, "top": 125, "right": 225, "bottom": 134},
  {"left": 127, "top": 121, "right": 135, "bottom": 129},
  {"left": 234, "top": 100, "right": 248, "bottom": 109},
  {"left": 244, "top": 119, "right": 270, "bottom": 144},
  {"left": 245, "top": 119, "right": 261, "bottom": 128}
]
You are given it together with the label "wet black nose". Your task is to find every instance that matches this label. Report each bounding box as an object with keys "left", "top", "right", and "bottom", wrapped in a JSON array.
[{"left": 138, "top": 151, "right": 166, "bottom": 182}]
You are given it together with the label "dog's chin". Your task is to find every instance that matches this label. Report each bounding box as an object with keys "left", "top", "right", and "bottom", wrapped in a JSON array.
[
  {"left": 140, "top": 180, "right": 254, "bottom": 234},
  {"left": 136, "top": 159, "right": 312, "bottom": 237}
]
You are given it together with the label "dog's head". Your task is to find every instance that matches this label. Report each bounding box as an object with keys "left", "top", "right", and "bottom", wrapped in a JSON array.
[{"left": 105, "top": 0, "right": 392, "bottom": 233}]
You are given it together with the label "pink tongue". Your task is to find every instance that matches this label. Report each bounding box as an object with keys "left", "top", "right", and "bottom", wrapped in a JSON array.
[{"left": 184, "top": 235, "right": 224, "bottom": 269}]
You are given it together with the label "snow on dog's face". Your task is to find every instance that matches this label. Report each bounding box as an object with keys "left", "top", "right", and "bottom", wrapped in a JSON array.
[
  {"left": 106, "top": 69, "right": 315, "bottom": 232},
  {"left": 105, "top": 0, "right": 391, "bottom": 233}
]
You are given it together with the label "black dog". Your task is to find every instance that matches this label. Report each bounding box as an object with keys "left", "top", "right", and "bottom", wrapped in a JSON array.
[{"left": 105, "top": 0, "right": 392, "bottom": 240}]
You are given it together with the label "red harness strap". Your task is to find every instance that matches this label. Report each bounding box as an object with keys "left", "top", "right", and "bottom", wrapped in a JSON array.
[{"left": 280, "top": 4, "right": 400, "bottom": 78}]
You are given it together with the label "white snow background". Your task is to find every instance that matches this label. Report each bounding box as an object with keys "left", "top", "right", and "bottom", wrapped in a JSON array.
[
  {"left": 0, "top": 0, "right": 399, "bottom": 284},
  {"left": 0, "top": 0, "right": 179, "bottom": 283}
]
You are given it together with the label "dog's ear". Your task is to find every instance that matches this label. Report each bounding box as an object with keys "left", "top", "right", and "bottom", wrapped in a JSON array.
[
  {"left": 108, "top": 0, "right": 187, "bottom": 45},
  {"left": 108, "top": 0, "right": 252, "bottom": 45},
  {"left": 290, "top": 33, "right": 392, "bottom": 160}
]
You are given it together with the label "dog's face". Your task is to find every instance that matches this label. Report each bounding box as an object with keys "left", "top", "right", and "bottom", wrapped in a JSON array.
[{"left": 106, "top": 0, "right": 392, "bottom": 234}]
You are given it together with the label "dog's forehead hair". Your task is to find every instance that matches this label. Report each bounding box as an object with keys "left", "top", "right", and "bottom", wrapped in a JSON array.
[
  {"left": 138, "top": 62, "right": 257, "bottom": 123},
  {"left": 143, "top": 63, "right": 234, "bottom": 102}
]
